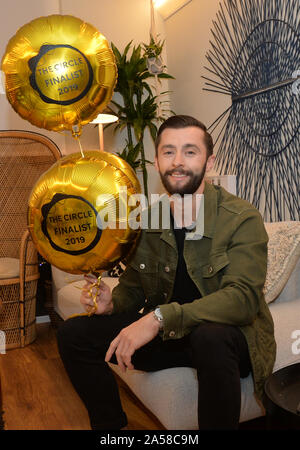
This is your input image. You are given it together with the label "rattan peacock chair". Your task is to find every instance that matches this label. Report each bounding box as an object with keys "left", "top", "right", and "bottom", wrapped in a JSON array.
[{"left": 0, "top": 130, "right": 61, "bottom": 349}]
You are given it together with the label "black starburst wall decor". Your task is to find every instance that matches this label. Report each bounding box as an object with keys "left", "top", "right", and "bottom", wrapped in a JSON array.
[{"left": 203, "top": 0, "right": 300, "bottom": 222}]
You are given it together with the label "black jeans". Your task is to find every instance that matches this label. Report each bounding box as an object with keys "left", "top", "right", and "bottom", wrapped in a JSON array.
[{"left": 57, "top": 311, "right": 251, "bottom": 430}]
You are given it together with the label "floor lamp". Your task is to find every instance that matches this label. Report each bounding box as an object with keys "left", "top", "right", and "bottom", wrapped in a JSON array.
[{"left": 91, "top": 113, "right": 118, "bottom": 151}]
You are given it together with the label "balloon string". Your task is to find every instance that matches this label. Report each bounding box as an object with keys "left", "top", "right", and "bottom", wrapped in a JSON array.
[
  {"left": 67, "top": 273, "right": 102, "bottom": 320},
  {"left": 77, "top": 137, "right": 85, "bottom": 158},
  {"left": 155, "top": 74, "right": 161, "bottom": 118}
]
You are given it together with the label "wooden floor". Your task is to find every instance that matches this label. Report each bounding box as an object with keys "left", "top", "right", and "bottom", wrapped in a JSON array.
[{"left": 0, "top": 323, "right": 163, "bottom": 430}]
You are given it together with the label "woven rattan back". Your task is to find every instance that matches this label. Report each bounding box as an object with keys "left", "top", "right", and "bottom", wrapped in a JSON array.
[{"left": 0, "top": 131, "right": 61, "bottom": 258}]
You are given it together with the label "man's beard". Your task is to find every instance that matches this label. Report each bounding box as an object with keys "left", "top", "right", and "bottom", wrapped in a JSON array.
[{"left": 159, "top": 164, "right": 207, "bottom": 196}]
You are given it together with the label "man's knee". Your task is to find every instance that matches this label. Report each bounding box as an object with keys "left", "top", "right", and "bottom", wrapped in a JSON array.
[
  {"left": 56, "top": 317, "right": 85, "bottom": 352},
  {"left": 189, "top": 322, "right": 241, "bottom": 367},
  {"left": 190, "top": 322, "right": 235, "bottom": 344},
  {"left": 57, "top": 311, "right": 142, "bottom": 356}
]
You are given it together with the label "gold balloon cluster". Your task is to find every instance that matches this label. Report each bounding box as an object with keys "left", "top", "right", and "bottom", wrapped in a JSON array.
[
  {"left": 28, "top": 151, "right": 141, "bottom": 275},
  {"left": 2, "top": 14, "right": 117, "bottom": 137},
  {"left": 3, "top": 16, "right": 142, "bottom": 312}
]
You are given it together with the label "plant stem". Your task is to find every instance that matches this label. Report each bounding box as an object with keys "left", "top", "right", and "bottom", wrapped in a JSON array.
[
  {"left": 127, "top": 123, "right": 134, "bottom": 148},
  {"left": 139, "top": 136, "right": 148, "bottom": 200}
]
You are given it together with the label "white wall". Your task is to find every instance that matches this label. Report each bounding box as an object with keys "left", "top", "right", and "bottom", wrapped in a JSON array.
[
  {"left": 164, "top": 0, "right": 231, "bottom": 158},
  {"left": 0, "top": 0, "right": 64, "bottom": 150}
]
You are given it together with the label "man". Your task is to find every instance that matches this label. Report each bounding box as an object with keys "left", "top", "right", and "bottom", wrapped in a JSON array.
[{"left": 57, "top": 115, "right": 276, "bottom": 430}]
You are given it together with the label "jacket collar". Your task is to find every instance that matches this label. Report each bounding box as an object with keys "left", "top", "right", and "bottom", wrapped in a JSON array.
[
  {"left": 202, "top": 181, "right": 218, "bottom": 238},
  {"left": 145, "top": 181, "right": 218, "bottom": 239}
]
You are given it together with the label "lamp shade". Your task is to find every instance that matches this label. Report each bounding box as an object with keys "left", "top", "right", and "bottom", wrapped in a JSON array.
[
  {"left": 91, "top": 113, "right": 118, "bottom": 124},
  {"left": 90, "top": 113, "right": 118, "bottom": 150}
]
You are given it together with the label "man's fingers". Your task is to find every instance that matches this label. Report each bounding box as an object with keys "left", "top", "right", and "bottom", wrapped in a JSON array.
[
  {"left": 116, "top": 343, "right": 135, "bottom": 371},
  {"left": 115, "top": 352, "right": 127, "bottom": 372},
  {"left": 109, "top": 339, "right": 127, "bottom": 372},
  {"left": 105, "top": 337, "right": 119, "bottom": 363},
  {"left": 105, "top": 336, "right": 135, "bottom": 372},
  {"left": 98, "top": 282, "right": 108, "bottom": 291},
  {"left": 82, "top": 283, "right": 101, "bottom": 299},
  {"left": 124, "top": 357, "right": 134, "bottom": 370}
]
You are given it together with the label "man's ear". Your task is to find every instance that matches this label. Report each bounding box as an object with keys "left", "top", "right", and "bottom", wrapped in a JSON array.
[
  {"left": 205, "top": 154, "right": 215, "bottom": 173},
  {"left": 154, "top": 156, "right": 159, "bottom": 172}
]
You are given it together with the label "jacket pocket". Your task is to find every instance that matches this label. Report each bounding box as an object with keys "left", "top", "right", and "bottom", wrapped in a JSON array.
[
  {"left": 202, "top": 252, "right": 229, "bottom": 278},
  {"left": 129, "top": 256, "right": 159, "bottom": 298},
  {"left": 201, "top": 252, "right": 230, "bottom": 293},
  {"left": 130, "top": 258, "right": 159, "bottom": 274}
]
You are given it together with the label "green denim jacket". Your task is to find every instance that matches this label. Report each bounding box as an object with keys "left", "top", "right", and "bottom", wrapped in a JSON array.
[{"left": 112, "top": 182, "right": 276, "bottom": 400}]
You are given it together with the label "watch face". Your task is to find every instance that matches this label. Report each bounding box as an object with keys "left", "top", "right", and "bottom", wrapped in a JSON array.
[{"left": 155, "top": 308, "right": 163, "bottom": 321}]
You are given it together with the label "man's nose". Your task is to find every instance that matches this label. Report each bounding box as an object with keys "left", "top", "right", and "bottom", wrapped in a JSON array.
[{"left": 172, "top": 151, "right": 184, "bottom": 167}]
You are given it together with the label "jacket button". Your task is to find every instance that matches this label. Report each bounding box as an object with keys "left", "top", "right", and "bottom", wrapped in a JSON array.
[
  {"left": 169, "top": 331, "right": 176, "bottom": 337},
  {"left": 164, "top": 266, "right": 170, "bottom": 272},
  {"left": 208, "top": 265, "right": 213, "bottom": 274},
  {"left": 140, "top": 263, "right": 145, "bottom": 269}
]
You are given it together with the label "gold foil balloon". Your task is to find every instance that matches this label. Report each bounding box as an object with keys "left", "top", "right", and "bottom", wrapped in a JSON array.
[
  {"left": 1, "top": 15, "right": 117, "bottom": 137},
  {"left": 28, "top": 151, "right": 141, "bottom": 275}
]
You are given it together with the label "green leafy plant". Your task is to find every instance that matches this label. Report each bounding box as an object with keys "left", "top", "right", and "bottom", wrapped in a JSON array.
[
  {"left": 142, "top": 34, "right": 164, "bottom": 59},
  {"left": 106, "top": 40, "right": 174, "bottom": 199}
]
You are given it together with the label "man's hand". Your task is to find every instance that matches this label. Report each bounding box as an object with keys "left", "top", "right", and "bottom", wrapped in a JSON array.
[
  {"left": 80, "top": 274, "right": 113, "bottom": 315},
  {"left": 105, "top": 312, "right": 161, "bottom": 372}
]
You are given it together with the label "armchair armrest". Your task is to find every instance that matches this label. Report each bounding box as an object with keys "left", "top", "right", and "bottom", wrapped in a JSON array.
[
  {"left": 19, "top": 229, "right": 40, "bottom": 299},
  {"left": 19, "top": 229, "right": 40, "bottom": 345}
]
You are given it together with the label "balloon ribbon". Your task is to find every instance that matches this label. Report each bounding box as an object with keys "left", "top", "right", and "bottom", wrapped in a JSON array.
[{"left": 68, "top": 273, "right": 102, "bottom": 319}]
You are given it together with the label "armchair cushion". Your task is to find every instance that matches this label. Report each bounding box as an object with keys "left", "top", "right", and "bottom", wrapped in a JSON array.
[
  {"left": 0, "top": 257, "right": 19, "bottom": 279},
  {"left": 51, "top": 266, "right": 111, "bottom": 293},
  {"left": 263, "top": 221, "right": 300, "bottom": 304},
  {"left": 51, "top": 266, "right": 84, "bottom": 291}
]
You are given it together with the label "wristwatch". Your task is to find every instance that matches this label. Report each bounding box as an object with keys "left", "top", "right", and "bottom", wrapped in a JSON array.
[{"left": 153, "top": 307, "right": 164, "bottom": 329}]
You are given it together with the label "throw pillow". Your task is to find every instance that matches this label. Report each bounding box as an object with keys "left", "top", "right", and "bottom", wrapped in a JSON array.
[
  {"left": 0, "top": 258, "right": 19, "bottom": 279},
  {"left": 263, "top": 221, "right": 300, "bottom": 303}
]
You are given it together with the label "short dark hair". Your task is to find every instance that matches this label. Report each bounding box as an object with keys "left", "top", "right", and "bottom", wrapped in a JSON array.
[{"left": 155, "top": 115, "right": 214, "bottom": 157}]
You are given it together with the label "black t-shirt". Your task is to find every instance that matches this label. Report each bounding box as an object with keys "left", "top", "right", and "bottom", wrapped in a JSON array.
[{"left": 170, "top": 215, "right": 201, "bottom": 304}]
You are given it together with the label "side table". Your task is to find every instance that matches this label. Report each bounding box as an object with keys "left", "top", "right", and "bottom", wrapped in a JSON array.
[{"left": 264, "top": 363, "right": 300, "bottom": 430}]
